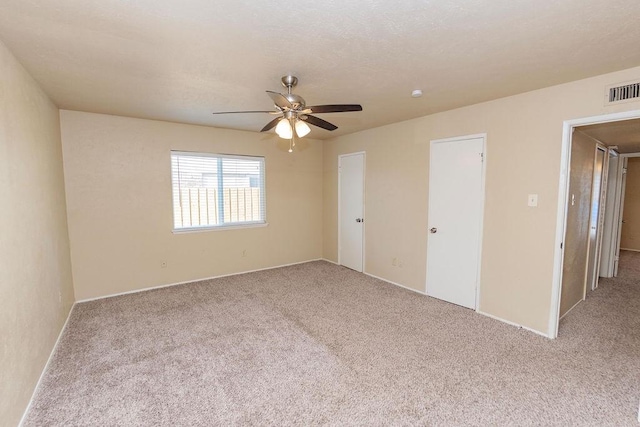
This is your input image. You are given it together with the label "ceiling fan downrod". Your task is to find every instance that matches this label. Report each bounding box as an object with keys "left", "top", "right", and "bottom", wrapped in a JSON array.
[{"left": 281, "top": 75, "right": 298, "bottom": 94}]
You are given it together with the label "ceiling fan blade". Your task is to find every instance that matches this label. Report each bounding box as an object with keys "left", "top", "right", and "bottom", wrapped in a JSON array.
[
  {"left": 307, "top": 104, "right": 363, "bottom": 114},
  {"left": 260, "top": 117, "right": 282, "bottom": 132},
  {"left": 303, "top": 115, "right": 338, "bottom": 131},
  {"left": 266, "top": 91, "right": 292, "bottom": 109},
  {"left": 212, "top": 110, "right": 275, "bottom": 115}
]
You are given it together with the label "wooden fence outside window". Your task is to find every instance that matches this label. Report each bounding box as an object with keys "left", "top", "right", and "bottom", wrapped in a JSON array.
[{"left": 174, "top": 187, "right": 261, "bottom": 228}]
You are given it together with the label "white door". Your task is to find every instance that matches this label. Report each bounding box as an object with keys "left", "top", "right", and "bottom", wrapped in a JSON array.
[
  {"left": 339, "top": 153, "right": 365, "bottom": 272},
  {"left": 614, "top": 157, "right": 629, "bottom": 276},
  {"left": 586, "top": 146, "right": 607, "bottom": 292},
  {"left": 599, "top": 152, "right": 619, "bottom": 278},
  {"left": 426, "top": 136, "right": 484, "bottom": 309}
]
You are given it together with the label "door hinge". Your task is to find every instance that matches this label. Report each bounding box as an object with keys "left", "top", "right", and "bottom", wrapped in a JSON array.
[
  {"left": 622, "top": 167, "right": 627, "bottom": 174},
  {"left": 480, "top": 153, "right": 484, "bottom": 162},
  {"left": 560, "top": 242, "right": 563, "bottom": 249}
]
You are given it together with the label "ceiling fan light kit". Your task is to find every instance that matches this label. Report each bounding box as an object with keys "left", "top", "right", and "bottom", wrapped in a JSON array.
[
  {"left": 275, "top": 118, "right": 293, "bottom": 139},
  {"left": 212, "top": 75, "right": 363, "bottom": 152},
  {"left": 295, "top": 120, "right": 311, "bottom": 138}
]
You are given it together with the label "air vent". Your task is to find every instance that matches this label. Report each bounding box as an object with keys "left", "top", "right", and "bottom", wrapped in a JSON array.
[{"left": 607, "top": 81, "right": 640, "bottom": 103}]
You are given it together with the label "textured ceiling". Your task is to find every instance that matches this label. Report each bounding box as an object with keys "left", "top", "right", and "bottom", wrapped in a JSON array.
[
  {"left": 1, "top": 0, "right": 640, "bottom": 139},
  {"left": 579, "top": 119, "right": 640, "bottom": 154}
]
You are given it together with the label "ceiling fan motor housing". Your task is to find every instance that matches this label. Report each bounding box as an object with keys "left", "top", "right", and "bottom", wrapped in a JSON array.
[{"left": 285, "top": 93, "right": 305, "bottom": 110}]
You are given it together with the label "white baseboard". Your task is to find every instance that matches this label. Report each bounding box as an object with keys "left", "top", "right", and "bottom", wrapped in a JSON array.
[
  {"left": 359, "top": 268, "right": 549, "bottom": 338},
  {"left": 476, "top": 310, "right": 549, "bottom": 338},
  {"left": 76, "top": 258, "right": 325, "bottom": 303},
  {"left": 320, "top": 259, "right": 426, "bottom": 296},
  {"left": 620, "top": 248, "right": 640, "bottom": 253},
  {"left": 363, "top": 271, "right": 427, "bottom": 296},
  {"left": 19, "top": 303, "right": 76, "bottom": 427}
]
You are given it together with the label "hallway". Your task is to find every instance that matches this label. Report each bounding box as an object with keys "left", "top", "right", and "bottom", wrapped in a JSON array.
[{"left": 558, "top": 249, "right": 640, "bottom": 423}]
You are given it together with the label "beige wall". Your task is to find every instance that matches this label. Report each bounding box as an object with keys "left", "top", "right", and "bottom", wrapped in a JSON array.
[
  {"left": 0, "top": 41, "right": 74, "bottom": 425},
  {"left": 324, "top": 66, "right": 640, "bottom": 335},
  {"left": 620, "top": 157, "right": 640, "bottom": 250},
  {"left": 560, "top": 131, "right": 596, "bottom": 317},
  {"left": 60, "top": 111, "right": 323, "bottom": 300}
]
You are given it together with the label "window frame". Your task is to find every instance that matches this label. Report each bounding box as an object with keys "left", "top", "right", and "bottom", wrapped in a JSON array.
[{"left": 170, "top": 150, "right": 267, "bottom": 233}]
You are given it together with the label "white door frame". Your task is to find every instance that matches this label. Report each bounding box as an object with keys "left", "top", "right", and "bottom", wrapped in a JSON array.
[
  {"left": 427, "top": 133, "right": 487, "bottom": 310},
  {"left": 338, "top": 151, "right": 366, "bottom": 271},
  {"left": 549, "top": 109, "right": 640, "bottom": 339}
]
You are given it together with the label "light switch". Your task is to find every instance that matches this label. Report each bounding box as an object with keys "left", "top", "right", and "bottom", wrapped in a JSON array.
[{"left": 528, "top": 194, "right": 538, "bottom": 207}]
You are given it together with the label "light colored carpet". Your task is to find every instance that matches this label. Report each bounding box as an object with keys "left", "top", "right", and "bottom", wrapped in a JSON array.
[{"left": 23, "top": 256, "right": 640, "bottom": 426}]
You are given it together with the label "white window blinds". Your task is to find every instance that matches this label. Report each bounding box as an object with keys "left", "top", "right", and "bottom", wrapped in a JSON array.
[{"left": 171, "top": 151, "right": 266, "bottom": 231}]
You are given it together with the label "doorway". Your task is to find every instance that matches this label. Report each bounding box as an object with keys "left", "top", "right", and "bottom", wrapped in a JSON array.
[
  {"left": 338, "top": 152, "right": 365, "bottom": 272},
  {"left": 425, "top": 134, "right": 486, "bottom": 309},
  {"left": 618, "top": 155, "right": 640, "bottom": 253},
  {"left": 551, "top": 111, "right": 640, "bottom": 338}
]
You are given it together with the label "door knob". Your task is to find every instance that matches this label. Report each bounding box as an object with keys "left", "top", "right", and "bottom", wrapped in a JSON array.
[
  {"left": 430, "top": 227, "right": 437, "bottom": 233},
  {"left": 356, "top": 218, "right": 363, "bottom": 223}
]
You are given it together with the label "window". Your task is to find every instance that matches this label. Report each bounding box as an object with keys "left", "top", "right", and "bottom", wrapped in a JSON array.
[{"left": 171, "top": 151, "right": 266, "bottom": 231}]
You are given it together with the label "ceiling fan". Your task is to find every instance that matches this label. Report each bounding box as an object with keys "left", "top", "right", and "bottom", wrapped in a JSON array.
[{"left": 212, "top": 75, "right": 363, "bottom": 152}]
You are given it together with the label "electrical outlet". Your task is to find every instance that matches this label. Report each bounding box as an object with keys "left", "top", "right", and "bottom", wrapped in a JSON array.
[{"left": 160, "top": 261, "right": 167, "bottom": 268}]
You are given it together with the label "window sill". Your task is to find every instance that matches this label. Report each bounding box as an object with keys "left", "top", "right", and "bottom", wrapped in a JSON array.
[{"left": 172, "top": 222, "right": 268, "bottom": 234}]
